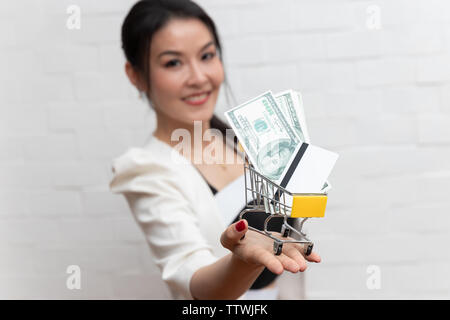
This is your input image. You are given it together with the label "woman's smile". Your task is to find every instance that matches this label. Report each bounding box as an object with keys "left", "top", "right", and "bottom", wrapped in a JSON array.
[{"left": 182, "top": 91, "right": 211, "bottom": 105}]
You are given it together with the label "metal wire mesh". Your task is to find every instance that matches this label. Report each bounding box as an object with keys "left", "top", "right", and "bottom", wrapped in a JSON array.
[
  {"left": 243, "top": 163, "right": 293, "bottom": 216},
  {"left": 240, "top": 160, "right": 314, "bottom": 256}
]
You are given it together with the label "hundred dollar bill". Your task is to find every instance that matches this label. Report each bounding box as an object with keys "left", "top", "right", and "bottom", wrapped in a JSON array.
[
  {"left": 294, "top": 90, "right": 311, "bottom": 142},
  {"left": 274, "top": 89, "right": 310, "bottom": 143},
  {"left": 276, "top": 89, "right": 331, "bottom": 193},
  {"left": 224, "top": 91, "right": 301, "bottom": 181}
]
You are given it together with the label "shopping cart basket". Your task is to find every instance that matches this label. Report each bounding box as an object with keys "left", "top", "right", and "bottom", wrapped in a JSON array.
[{"left": 239, "top": 163, "right": 328, "bottom": 256}]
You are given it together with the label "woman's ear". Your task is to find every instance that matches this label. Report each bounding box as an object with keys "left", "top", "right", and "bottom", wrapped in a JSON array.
[{"left": 125, "top": 62, "right": 146, "bottom": 92}]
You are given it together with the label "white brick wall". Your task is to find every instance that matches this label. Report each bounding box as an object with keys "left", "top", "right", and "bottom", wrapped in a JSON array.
[{"left": 1, "top": 0, "right": 449, "bottom": 299}]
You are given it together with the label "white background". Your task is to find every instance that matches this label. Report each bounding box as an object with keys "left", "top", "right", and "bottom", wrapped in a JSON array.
[{"left": 1, "top": 0, "right": 450, "bottom": 299}]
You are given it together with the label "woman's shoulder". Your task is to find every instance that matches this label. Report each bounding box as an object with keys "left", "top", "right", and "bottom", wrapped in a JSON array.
[
  {"left": 112, "top": 137, "right": 188, "bottom": 172},
  {"left": 109, "top": 137, "right": 192, "bottom": 194}
]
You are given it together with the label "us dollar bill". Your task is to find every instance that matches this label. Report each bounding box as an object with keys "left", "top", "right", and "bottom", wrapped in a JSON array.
[
  {"left": 294, "top": 90, "right": 311, "bottom": 142},
  {"left": 224, "top": 91, "right": 301, "bottom": 181},
  {"left": 275, "top": 89, "right": 332, "bottom": 192},
  {"left": 274, "top": 89, "right": 310, "bottom": 143}
]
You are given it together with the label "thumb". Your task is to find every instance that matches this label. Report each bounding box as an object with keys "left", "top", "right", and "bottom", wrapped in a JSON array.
[{"left": 220, "top": 219, "right": 248, "bottom": 251}]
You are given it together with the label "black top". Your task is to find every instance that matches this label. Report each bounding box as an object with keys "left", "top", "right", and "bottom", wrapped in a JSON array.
[{"left": 208, "top": 183, "right": 218, "bottom": 195}]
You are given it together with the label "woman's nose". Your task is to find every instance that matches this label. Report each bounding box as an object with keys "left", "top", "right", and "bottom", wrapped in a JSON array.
[{"left": 186, "top": 62, "right": 208, "bottom": 86}]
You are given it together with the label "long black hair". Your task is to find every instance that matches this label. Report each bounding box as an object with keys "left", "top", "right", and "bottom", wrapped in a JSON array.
[{"left": 121, "top": 0, "right": 233, "bottom": 135}]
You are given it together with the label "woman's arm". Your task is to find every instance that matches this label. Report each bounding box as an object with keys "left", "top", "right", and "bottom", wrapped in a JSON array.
[
  {"left": 190, "top": 219, "right": 321, "bottom": 300},
  {"left": 190, "top": 252, "right": 265, "bottom": 300},
  {"left": 190, "top": 220, "right": 265, "bottom": 300}
]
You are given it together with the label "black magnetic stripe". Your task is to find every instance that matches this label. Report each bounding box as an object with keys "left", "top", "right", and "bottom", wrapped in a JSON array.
[{"left": 280, "top": 143, "right": 309, "bottom": 188}]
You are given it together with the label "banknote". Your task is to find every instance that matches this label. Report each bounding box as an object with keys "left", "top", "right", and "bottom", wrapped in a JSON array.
[
  {"left": 274, "top": 89, "right": 310, "bottom": 143},
  {"left": 293, "top": 90, "right": 311, "bottom": 143},
  {"left": 276, "top": 89, "right": 331, "bottom": 192},
  {"left": 224, "top": 91, "right": 301, "bottom": 181}
]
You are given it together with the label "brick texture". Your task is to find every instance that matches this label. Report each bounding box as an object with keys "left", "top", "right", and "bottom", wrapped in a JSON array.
[{"left": 1, "top": 0, "right": 449, "bottom": 299}]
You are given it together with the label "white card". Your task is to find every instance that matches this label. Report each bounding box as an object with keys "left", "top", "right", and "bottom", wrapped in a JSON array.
[{"left": 280, "top": 143, "right": 338, "bottom": 193}]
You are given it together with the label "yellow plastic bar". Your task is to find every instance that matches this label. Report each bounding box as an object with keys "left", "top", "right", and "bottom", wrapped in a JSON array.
[{"left": 290, "top": 194, "right": 327, "bottom": 218}]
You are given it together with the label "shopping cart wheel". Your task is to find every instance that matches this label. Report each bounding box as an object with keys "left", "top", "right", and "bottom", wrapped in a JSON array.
[
  {"left": 305, "top": 244, "right": 313, "bottom": 256},
  {"left": 281, "top": 225, "right": 290, "bottom": 238},
  {"left": 273, "top": 240, "right": 283, "bottom": 255}
]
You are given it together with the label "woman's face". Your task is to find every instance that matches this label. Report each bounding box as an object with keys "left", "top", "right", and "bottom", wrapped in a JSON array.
[{"left": 147, "top": 18, "right": 225, "bottom": 126}]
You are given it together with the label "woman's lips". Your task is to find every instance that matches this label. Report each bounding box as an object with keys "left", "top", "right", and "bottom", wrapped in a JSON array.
[{"left": 182, "top": 92, "right": 211, "bottom": 106}]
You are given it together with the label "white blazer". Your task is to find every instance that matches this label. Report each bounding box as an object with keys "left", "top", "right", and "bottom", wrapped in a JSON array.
[{"left": 109, "top": 137, "right": 232, "bottom": 299}]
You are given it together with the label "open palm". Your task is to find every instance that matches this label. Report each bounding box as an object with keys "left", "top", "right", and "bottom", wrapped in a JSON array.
[{"left": 221, "top": 219, "right": 321, "bottom": 275}]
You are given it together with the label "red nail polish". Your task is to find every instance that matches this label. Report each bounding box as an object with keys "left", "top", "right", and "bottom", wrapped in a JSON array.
[{"left": 236, "top": 220, "right": 245, "bottom": 232}]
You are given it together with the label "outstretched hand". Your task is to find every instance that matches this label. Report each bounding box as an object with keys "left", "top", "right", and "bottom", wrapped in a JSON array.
[{"left": 220, "top": 219, "right": 321, "bottom": 275}]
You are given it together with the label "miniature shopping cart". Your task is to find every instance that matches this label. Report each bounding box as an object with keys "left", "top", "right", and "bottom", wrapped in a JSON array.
[{"left": 239, "top": 163, "right": 328, "bottom": 256}]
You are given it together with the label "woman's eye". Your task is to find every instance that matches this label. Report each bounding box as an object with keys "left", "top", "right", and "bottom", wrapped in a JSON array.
[
  {"left": 165, "top": 59, "right": 180, "bottom": 68},
  {"left": 202, "top": 52, "right": 215, "bottom": 60}
]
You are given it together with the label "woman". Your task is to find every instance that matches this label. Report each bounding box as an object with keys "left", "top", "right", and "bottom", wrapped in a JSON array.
[{"left": 110, "top": 0, "right": 321, "bottom": 300}]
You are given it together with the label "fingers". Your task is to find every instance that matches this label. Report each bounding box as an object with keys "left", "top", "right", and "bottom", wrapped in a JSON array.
[
  {"left": 294, "top": 243, "right": 321, "bottom": 263},
  {"left": 220, "top": 219, "right": 248, "bottom": 251},
  {"left": 282, "top": 245, "right": 308, "bottom": 272},
  {"left": 276, "top": 252, "right": 303, "bottom": 273},
  {"left": 306, "top": 252, "right": 321, "bottom": 263},
  {"left": 255, "top": 248, "right": 284, "bottom": 275},
  {"left": 256, "top": 245, "right": 316, "bottom": 274},
  {"left": 254, "top": 245, "right": 309, "bottom": 274}
]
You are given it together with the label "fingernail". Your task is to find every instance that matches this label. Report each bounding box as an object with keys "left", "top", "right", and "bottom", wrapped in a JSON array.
[{"left": 236, "top": 220, "right": 245, "bottom": 232}]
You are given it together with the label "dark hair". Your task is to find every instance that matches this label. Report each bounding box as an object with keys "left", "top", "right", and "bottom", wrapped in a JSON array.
[{"left": 121, "top": 0, "right": 233, "bottom": 135}]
